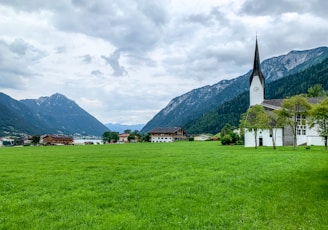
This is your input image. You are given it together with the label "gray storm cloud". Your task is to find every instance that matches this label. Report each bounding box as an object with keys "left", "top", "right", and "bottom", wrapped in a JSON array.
[{"left": 102, "top": 50, "right": 127, "bottom": 77}]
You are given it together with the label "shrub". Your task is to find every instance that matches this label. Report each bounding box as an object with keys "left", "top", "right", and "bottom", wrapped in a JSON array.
[{"left": 221, "top": 134, "right": 232, "bottom": 145}]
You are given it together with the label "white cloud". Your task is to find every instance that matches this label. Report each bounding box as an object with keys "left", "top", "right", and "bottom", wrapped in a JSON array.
[{"left": 0, "top": 0, "right": 328, "bottom": 125}]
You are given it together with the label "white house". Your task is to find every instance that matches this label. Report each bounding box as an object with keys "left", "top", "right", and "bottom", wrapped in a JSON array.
[
  {"left": 0, "top": 138, "right": 15, "bottom": 147},
  {"left": 149, "top": 127, "right": 186, "bottom": 143},
  {"left": 245, "top": 39, "right": 325, "bottom": 147},
  {"left": 194, "top": 134, "right": 213, "bottom": 141},
  {"left": 118, "top": 133, "right": 130, "bottom": 143}
]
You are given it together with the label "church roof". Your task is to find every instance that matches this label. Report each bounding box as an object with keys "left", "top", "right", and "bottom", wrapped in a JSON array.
[
  {"left": 262, "top": 97, "right": 325, "bottom": 110},
  {"left": 262, "top": 99, "right": 283, "bottom": 110},
  {"left": 307, "top": 97, "right": 326, "bottom": 104},
  {"left": 249, "top": 38, "right": 265, "bottom": 86}
]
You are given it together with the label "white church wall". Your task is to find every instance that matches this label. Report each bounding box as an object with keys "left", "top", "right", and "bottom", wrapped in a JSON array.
[
  {"left": 307, "top": 136, "right": 325, "bottom": 146},
  {"left": 244, "top": 131, "right": 255, "bottom": 147},
  {"left": 244, "top": 128, "right": 283, "bottom": 147},
  {"left": 270, "top": 129, "right": 283, "bottom": 146},
  {"left": 249, "top": 75, "right": 264, "bottom": 106},
  {"left": 306, "top": 124, "right": 325, "bottom": 146},
  {"left": 296, "top": 135, "right": 307, "bottom": 146}
]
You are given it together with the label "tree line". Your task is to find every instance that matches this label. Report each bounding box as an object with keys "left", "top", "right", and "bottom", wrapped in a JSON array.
[{"left": 102, "top": 129, "right": 150, "bottom": 143}]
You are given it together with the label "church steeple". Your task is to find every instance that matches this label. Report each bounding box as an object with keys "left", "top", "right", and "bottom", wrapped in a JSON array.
[
  {"left": 250, "top": 37, "right": 264, "bottom": 86},
  {"left": 249, "top": 37, "right": 265, "bottom": 106}
]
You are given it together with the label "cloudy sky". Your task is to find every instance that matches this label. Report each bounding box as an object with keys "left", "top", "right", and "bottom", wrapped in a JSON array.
[{"left": 1, "top": 0, "right": 328, "bottom": 125}]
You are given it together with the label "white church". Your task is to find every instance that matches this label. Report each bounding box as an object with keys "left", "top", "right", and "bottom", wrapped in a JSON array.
[{"left": 244, "top": 39, "right": 325, "bottom": 147}]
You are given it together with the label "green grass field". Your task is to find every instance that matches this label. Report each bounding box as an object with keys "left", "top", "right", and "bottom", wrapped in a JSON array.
[{"left": 1, "top": 142, "right": 328, "bottom": 229}]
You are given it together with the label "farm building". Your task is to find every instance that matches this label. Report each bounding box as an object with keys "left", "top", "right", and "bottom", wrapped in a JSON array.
[
  {"left": 42, "top": 135, "right": 74, "bottom": 145},
  {"left": 149, "top": 127, "right": 186, "bottom": 143}
]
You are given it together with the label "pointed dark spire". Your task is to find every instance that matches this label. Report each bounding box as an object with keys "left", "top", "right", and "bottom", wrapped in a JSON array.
[
  {"left": 250, "top": 37, "right": 265, "bottom": 86},
  {"left": 253, "top": 37, "right": 261, "bottom": 74}
]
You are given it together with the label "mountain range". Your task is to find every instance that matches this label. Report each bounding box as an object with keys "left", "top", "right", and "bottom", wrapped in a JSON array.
[
  {"left": 0, "top": 93, "right": 108, "bottom": 136},
  {"left": 105, "top": 123, "right": 144, "bottom": 134},
  {"left": 141, "top": 46, "right": 328, "bottom": 134},
  {"left": 2, "top": 46, "right": 328, "bottom": 137}
]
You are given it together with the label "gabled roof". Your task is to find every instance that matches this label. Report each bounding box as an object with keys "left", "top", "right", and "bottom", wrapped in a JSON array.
[
  {"left": 262, "top": 97, "right": 325, "bottom": 110},
  {"left": 119, "top": 133, "right": 130, "bottom": 137},
  {"left": 307, "top": 97, "right": 326, "bottom": 104},
  {"left": 262, "top": 99, "right": 283, "bottom": 110},
  {"left": 149, "top": 127, "right": 185, "bottom": 134}
]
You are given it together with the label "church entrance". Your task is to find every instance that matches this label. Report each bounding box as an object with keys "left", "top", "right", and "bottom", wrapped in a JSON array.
[{"left": 259, "top": 138, "right": 263, "bottom": 146}]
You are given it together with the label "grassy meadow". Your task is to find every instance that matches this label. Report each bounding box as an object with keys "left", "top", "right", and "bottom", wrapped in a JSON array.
[{"left": 1, "top": 142, "right": 328, "bottom": 229}]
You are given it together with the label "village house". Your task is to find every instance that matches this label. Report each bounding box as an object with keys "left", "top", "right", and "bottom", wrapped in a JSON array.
[
  {"left": 42, "top": 135, "right": 74, "bottom": 145},
  {"left": 118, "top": 133, "right": 130, "bottom": 143},
  {"left": 245, "top": 38, "right": 325, "bottom": 147},
  {"left": 118, "top": 133, "right": 139, "bottom": 143},
  {"left": 193, "top": 134, "right": 213, "bottom": 141},
  {"left": 0, "top": 138, "right": 15, "bottom": 147},
  {"left": 149, "top": 127, "right": 186, "bottom": 143}
]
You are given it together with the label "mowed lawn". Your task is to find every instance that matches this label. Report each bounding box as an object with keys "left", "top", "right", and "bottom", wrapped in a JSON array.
[{"left": 1, "top": 142, "right": 328, "bottom": 229}]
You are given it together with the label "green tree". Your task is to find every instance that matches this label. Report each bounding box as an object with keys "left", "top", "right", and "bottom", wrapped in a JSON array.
[
  {"left": 241, "top": 105, "right": 269, "bottom": 149},
  {"left": 128, "top": 133, "right": 136, "bottom": 142},
  {"left": 221, "top": 134, "right": 232, "bottom": 145},
  {"left": 128, "top": 130, "right": 140, "bottom": 142},
  {"left": 31, "top": 135, "right": 40, "bottom": 145},
  {"left": 140, "top": 133, "right": 151, "bottom": 142},
  {"left": 277, "top": 95, "right": 312, "bottom": 150},
  {"left": 266, "top": 110, "right": 286, "bottom": 150},
  {"left": 221, "top": 124, "right": 233, "bottom": 137},
  {"left": 220, "top": 124, "right": 239, "bottom": 145},
  {"left": 124, "top": 129, "right": 131, "bottom": 134},
  {"left": 309, "top": 98, "right": 328, "bottom": 150},
  {"left": 102, "top": 131, "right": 119, "bottom": 143},
  {"left": 307, "top": 84, "right": 326, "bottom": 97}
]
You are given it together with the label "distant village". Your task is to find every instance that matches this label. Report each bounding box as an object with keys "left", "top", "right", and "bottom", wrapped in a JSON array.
[{"left": 0, "top": 127, "right": 221, "bottom": 147}]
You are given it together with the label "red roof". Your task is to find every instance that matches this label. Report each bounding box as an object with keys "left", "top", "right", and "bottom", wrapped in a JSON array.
[
  {"left": 119, "top": 133, "right": 130, "bottom": 137},
  {"left": 43, "top": 135, "right": 73, "bottom": 141}
]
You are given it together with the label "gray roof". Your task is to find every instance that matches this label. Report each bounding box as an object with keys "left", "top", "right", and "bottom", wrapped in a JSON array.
[
  {"left": 149, "top": 127, "right": 185, "bottom": 134},
  {"left": 307, "top": 97, "right": 326, "bottom": 104},
  {"left": 262, "top": 97, "right": 325, "bottom": 110},
  {"left": 262, "top": 99, "right": 283, "bottom": 110}
]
